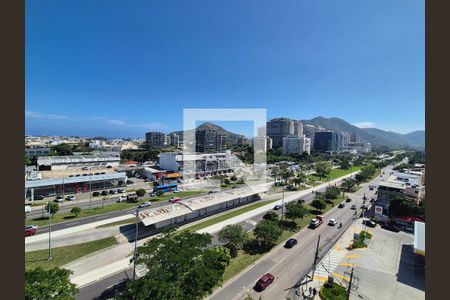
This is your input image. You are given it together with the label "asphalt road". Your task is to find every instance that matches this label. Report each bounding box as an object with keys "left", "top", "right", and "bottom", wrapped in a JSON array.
[{"left": 209, "top": 168, "right": 389, "bottom": 300}]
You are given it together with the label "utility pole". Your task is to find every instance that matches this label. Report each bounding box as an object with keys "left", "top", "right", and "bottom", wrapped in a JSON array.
[
  {"left": 346, "top": 267, "right": 354, "bottom": 300},
  {"left": 307, "top": 235, "right": 321, "bottom": 292},
  {"left": 89, "top": 167, "right": 92, "bottom": 209},
  {"left": 48, "top": 202, "right": 52, "bottom": 260},
  {"left": 133, "top": 207, "right": 140, "bottom": 280},
  {"left": 281, "top": 185, "right": 285, "bottom": 220}
]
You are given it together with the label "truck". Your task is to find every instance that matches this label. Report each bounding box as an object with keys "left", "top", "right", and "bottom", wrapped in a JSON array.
[
  {"left": 126, "top": 192, "right": 139, "bottom": 203},
  {"left": 309, "top": 215, "right": 324, "bottom": 229}
]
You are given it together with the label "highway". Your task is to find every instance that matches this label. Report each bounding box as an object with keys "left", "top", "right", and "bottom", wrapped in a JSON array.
[{"left": 209, "top": 167, "right": 390, "bottom": 300}]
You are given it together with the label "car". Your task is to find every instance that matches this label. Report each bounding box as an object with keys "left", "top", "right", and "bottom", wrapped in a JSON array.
[
  {"left": 101, "top": 190, "right": 108, "bottom": 196},
  {"left": 82, "top": 167, "right": 89, "bottom": 170},
  {"left": 351, "top": 204, "right": 357, "bottom": 210},
  {"left": 328, "top": 218, "right": 338, "bottom": 226},
  {"left": 66, "top": 195, "right": 76, "bottom": 201},
  {"left": 169, "top": 197, "right": 181, "bottom": 203},
  {"left": 382, "top": 224, "right": 400, "bottom": 232},
  {"left": 138, "top": 201, "right": 151, "bottom": 208},
  {"left": 208, "top": 190, "right": 216, "bottom": 194},
  {"left": 173, "top": 190, "right": 181, "bottom": 193},
  {"left": 127, "top": 180, "right": 134, "bottom": 184},
  {"left": 34, "top": 195, "right": 45, "bottom": 200},
  {"left": 369, "top": 186, "right": 374, "bottom": 191},
  {"left": 338, "top": 203, "right": 345, "bottom": 208},
  {"left": 362, "top": 220, "right": 376, "bottom": 228},
  {"left": 25, "top": 228, "right": 37, "bottom": 237},
  {"left": 346, "top": 198, "right": 352, "bottom": 202},
  {"left": 273, "top": 205, "right": 282, "bottom": 210},
  {"left": 284, "top": 238, "right": 298, "bottom": 248},
  {"left": 106, "top": 165, "right": 112, "bottom": 168},
  {"left": 254, "top": 273, "right": 275, "bottom": 291},
  {"left": 109, "top": 189, "right": 117, "bottom": 194},
  {"left": 26, "top": 225, "right": 38, "bottom": 230},
  {"left": 117, "top": 188, "right": 125, "bottom": 193},
  {"left": 55, "top": 196, "right": 64, "bottom": 203},
  {"left": 117, "top": 195, "right": 127, "bottom": 202},
  {"left": 92, "top": 191, "right": 101, "bottom": 197}
]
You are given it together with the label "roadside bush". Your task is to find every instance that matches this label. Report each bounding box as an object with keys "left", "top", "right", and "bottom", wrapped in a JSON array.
[
  {"left": 262, "top": 211, "right": 278, "bottom": 221},
  {"left": 156, "top": 190, "right": 164, "bottom": 197}
]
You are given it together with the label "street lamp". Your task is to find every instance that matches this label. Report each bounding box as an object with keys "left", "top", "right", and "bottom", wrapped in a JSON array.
[
  {"left": 133, "top": 206, "right": 140, "bottom": 280},
  {"left": 48, "top": 202, "right": 52, "bottom": 260}
]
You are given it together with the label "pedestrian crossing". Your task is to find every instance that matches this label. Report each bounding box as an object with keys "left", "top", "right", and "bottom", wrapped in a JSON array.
[
  {"left": 314, "top": 250, "right": 348, "bottom": 280},
  {"left": 244, "top": 219, "right": 257, "bottom": 226}
]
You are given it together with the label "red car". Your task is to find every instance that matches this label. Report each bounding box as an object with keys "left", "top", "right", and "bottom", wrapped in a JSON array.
[
  {"left": 254, "top": 273, "right": 275, "bottom": 291},
  {"left": 25, "top": 228, "right": 37, "bottom": 237},
  {"left": 169, "top": 197, "right": 181, "bottom": 203}
]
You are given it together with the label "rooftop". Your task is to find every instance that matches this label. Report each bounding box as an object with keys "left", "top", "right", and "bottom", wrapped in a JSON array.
[{"left": 25, "top": 172, "right": 127, "bottom": 188}]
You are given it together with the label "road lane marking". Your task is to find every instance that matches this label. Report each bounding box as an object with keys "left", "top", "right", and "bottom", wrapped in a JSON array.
[
  {"left": 313, "top": 275, "right": 328, "bottom": 281},
  {"left": 332, "top": 272, "right": 350, "bottom": 281},
  {"left": 344, "top": 254, "right": 360, "bottom": 259},
  {"left": 339, "top": 263, "right": 356, "bottom": 267}
]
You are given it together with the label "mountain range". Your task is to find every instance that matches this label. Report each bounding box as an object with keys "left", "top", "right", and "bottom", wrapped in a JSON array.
[
  {"left": 169, "top": 117, "right": 424, "bottom": 150},
  {"left": 301, "top": 117, "right": 424, "bottom": 150}
]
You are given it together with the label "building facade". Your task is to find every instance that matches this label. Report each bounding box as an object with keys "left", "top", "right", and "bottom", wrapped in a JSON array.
[
  {"left": 195, "top": 129, "right": 227, "bottom": 153},
  {"left": 266, "top": 118, "right": 295, "bottom": 148},
  {"left": 282, "top": 136, "right": 311, "bottom": 156},
  {"left": 145, "top": 131, "right": 166, "bottom": 148},
  {"left": 313, "top": 131, "right": 341, "bottom": 153}
]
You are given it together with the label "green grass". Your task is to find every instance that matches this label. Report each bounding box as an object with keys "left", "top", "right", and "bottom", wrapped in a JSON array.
[
  {"left": 183, "top": 199, "right": 280, "bottom": 233},
  {"left": 25, "top": 190, "right": 205, "bottom": 227},
  {"left": 25, "top": 237, "right": 118, "bottom": 270},
  {"left": 320, "top": 282, "right": 347, "bottom": 300},
  {"left": 95, "top": 217, "right": 135, "bottom": 228},
  {"left": 309, "top": 166, "right": 362, "bottom": 183}
]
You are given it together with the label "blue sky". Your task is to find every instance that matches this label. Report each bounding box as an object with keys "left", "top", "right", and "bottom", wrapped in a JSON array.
[{"left": 26, "top": 0, "right": 424, "bottom": 138}]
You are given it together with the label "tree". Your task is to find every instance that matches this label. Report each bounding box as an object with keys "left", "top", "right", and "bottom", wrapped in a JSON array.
[
  {"left": 25, "top": 267, "right": 78, "bottom": 300},
  {"left": 315, "top": 162, "right": 332, "bottom": 179},
  {"left": 254, "top": 220, "right": 282, "bottom": 246},
  {"left": 230, "top": 175, "right": 237, "bottom": 181},
  {"left": 51, "top": 143, "right": 73, "bottom": 156},
  {"left": 285, "top": 202, "right": 308, "bottom": 221},
  {"left": 136, "top": 188, "right": 146, "bottom": 198},
  {"left": 156, "top": 190, "right": 164, "bottom": 197},
  {"left": 311, "top": 198, "right": 326, "bottom": 211},
  {"left": 224, "top": 178, "right": 231, "bottom": 185},
  {"left": 339, "top": 158, "right": 351, "bottom": 170},
  {"left": 70, "top": 206, "right": 81, "bottom": 217},
  {"left": 120, "top": 231, "right": 230, "bottom": 300},
  {"left": 325, "top": 186, "right": 340, "bottom": 200},
  {"left": 45, "top": 202, "right": 59, "bottom": 216},
  {"left": 342, "top": 178, "right": 356, "bottom": 193},
  {"left": 262, "top": 211, "right": 279, "bottom": 221},
  {"left": 218, "top": 224, "right": 249, "bottom": 256}
]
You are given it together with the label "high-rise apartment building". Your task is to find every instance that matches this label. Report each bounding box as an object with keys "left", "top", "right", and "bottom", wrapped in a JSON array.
[
  {"left": 293, "top": 120, "right": 304, "bottom": 136},
  {"left": 145, "top": 131, "right": 166, "bottom": 148},
  {"left": 282, "top": 136, "right": 311, "bottom": 156},
  {"left": 195, "top": 130, "right": 227, "bottom": 153},
  {"left": 266, "top": 118, "right": 295, "bottom": 148},
  {"left": 350, "top": 133, "right": 361, "bottom": 143}
]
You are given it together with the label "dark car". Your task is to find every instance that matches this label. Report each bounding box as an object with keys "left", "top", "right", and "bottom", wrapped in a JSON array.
[
  {"left": 284, "top": 238, "right": 298, "bottom": 248},
  {"left": 117, "top": 188, "right": 125, "bottom": 193},
  {"left": 297, "top": 199, "right": 305, "bottom": 205},
  {"left": 101, "top": 190, "right": 108, "bottom": 196},
  {"left": 109, "top": 189, "right": 117, "bottom": 194},
  {"left": 273, "top": 205, "right": 282, "bottom": 210},
  {"left": 92, "top": 191, "right": 101, "bottom": 197},
  {"left": 338, "top": 203, "right": 345, "bottom": 208},
  {"left": 382, "top": 224, "right": 400, "bottom": 232},
  {"left": 351, "top": 204, "right": 357, "bottom": 210},
  {"left": 346, "top": 198, "right": 352, "bottom": 202},
  {"left": 254, "top": 273, "right": 275, "bottom": 291},
  {"left": 127, "top": 180, "right": 134, "bottom": 184},
  {"left": 25, "top": 228, "right": 37, "bottom": 237},
  {"left": 35, "top": 195, "right": 45, "bottom": 200},
  {"left": 362, "top": 220, "right": 376, "bottom": 228}
]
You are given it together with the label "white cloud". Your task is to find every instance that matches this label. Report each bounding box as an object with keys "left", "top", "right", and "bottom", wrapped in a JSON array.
[
  {"left": 352, "top": 122, "right": 376, "bottom": 128},
  {"left": 25, "top": 111, "right": 69, "bottom": 120},
  {"left": 138, "top": 122, "right": 168, "bottom": 130},
  {"left": 104, "top": 119, "right": 126, "bottom": 126}
]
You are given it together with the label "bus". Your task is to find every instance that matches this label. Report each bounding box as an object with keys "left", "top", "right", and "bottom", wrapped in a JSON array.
[{"left": 153, "top": 184, "right": 177, "bottom": 193}]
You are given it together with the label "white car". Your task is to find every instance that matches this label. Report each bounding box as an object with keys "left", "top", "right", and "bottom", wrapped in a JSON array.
[
  {"left": 328, "top": 219, "right": 337, "bottom": 226},
  {"left": 173, "top": 190, "right": 181, "bottom": 193},
  {"left": 25, "top": 225, "right": 39, "bottom": 230},
  {"left": 66, "top": 195, "right": 76, "bottom": 201},
  {"left": 138, "top": 201, "right": 152, "bottom": 208},
  {"left": 117, "top": 195, "right": 127, "bottom": 202}
]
